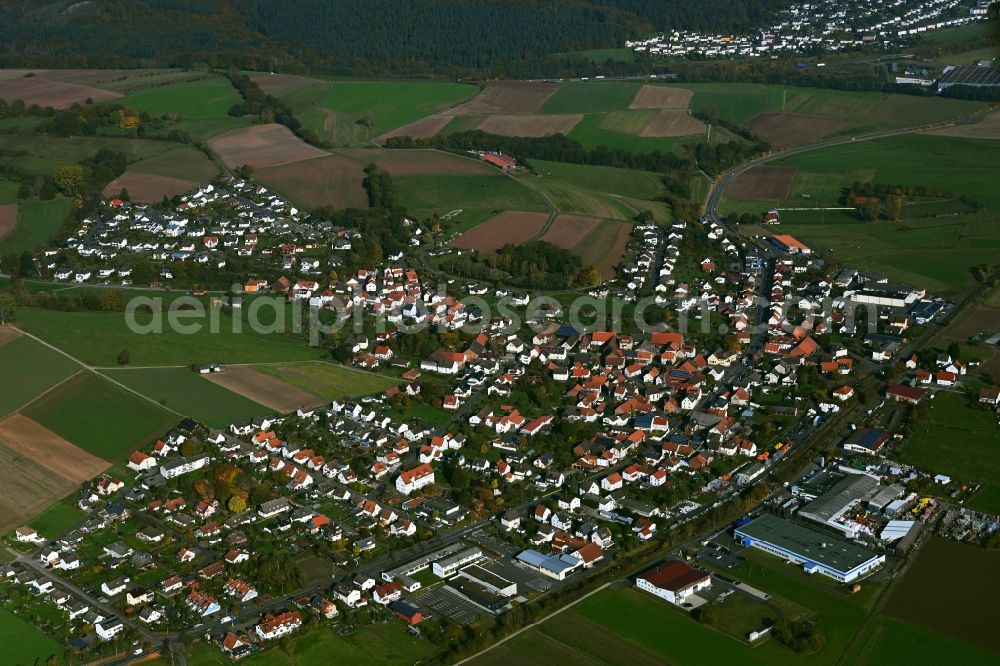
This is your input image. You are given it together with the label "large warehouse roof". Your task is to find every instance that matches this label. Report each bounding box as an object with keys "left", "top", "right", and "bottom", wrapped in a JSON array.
[{"left": 736, "top": 514, "right": 880, "bottom": 574}]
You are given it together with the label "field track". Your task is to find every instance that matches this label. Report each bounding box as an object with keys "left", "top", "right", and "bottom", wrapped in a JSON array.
[
  {"left": 205, "top": 366, "right": 325, "bottom": 413},
  {"left": 0, "top": 204, "right": 17, "bottom": 241},
  {"left": 452, "top": 211, "right": 549, "bottom": 252}
]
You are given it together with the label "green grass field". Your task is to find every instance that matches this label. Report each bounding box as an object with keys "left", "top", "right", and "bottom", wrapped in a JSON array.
[
  {"left": 255, "top": 362, "right": 399, "bottom": 400},
  {"left": 394, "top": 173, "right": 549, "bottom": 220},
  {"left": 22, "top": 372, "right": 178, "bottom": 460},
  {"left": 515, "top": 174, "right": 641, "bottom": 222},
  {"left": 540, "top": 81, "right": 642, "bottom": 114},
  {"left": 0, "top": 196, "right": 73, "bottom": 256},
  {"left": 568, "top": 113, "right": 697, "bottom": 154},
  {"left": 318, "top": 80, "right": 476, "bottom": 135},
  {"left": 128, "top": 146, "right": 220, "bottom": 182},
  {"left": 527, "top": 160, "right": 667, "bottom": 200},
  {"left": 681, "top": 83, "right": 984, "bottom": 129},
  {"left": 897, "top": 391, "right": 1000, "bottom": 513},
  {"left": 101, "top": 367, "right": 273, "bottom": 427},
  {"left": 0, "top": 607, "right": 64, "bottom": 666},
  {"left": 28, "top": 498, "right": 85, "bottom": 539},
  {"left": 847, "top": 616, "right": 996, "bottom": 666},
  {"left": 13, "top": 307, "right": 325, "bottom": 367},
  {"left": 0, "top": 179, "right": 21, "bottom": 204},
  {"left": 0, "top": 334, "right": 80, "bottom": 417},
  {"left": 124, "top": 77, "right": 241, "bottom": 119},
  {"left": 0, "top": 133, "right": 176, "bottom": 180},
  {"left": 726, "top": 134, "right": 1000, "bottom": 294}
]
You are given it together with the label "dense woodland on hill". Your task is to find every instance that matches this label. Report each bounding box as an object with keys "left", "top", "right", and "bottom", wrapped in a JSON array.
[{"left": 0, "top": 0, "right": 787, "bottom": 75}]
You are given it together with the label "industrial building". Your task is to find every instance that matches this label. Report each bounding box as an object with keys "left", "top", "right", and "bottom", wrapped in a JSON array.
[
  {"left": 432, "top": 547, "right": 483, "bottom": 578},
  {"left": 515, "top": 549, "right": 582, "bottom": 580},
  {"left": 734, "top": 514, "right": 885, "bottom": 583}
]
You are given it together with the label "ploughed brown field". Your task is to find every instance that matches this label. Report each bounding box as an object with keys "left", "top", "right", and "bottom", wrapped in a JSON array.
[
  {"left": 452, "top": 211, "right": 549, "bottom": 252},
  {"left": 0, "top": 204, "right": 17, "bottom": 241},
  {"left": 639, "top": 109, "right": 706, "bottom": 137},
  {"left": 630, "top": 85, "right": 693, "bottom": 109},
  {"left": 103, "top": 172, "right": 199, "bottom": 203},
  {"left": 0, "top": 76, "right": 121, "bottom": 109},
  {"left": 927, "top": 109, "right": 1000, "bottom": 140},
  {"left": 375, "top": 115, "right": 454, "bottom": 143},
  {"left": 205, "top": 366, "right": 325, "bottom": 413},
  {"left": 251, "top": 73, "right": 323, "bottom": 97},
  {"left": 208, "top": 124, "right": 330, "bottom": 169},
  {"left": 476, "top": 114, "right": 583, "bottom": 138},
  {"left": 726, "top": 165, "right": 798, "bottom": 201},
  {"left": 742, "top": 112, "right": 853, "bottom": 149},
  {"left": 0, "top": 414, "right": 109, "bottom": 535},
  {"left": 579, "top": 221, "right": 633, "bottom": 280},
  {"left": 540, "top": 215, "right": 603, "bottom": 250},
  {"left": 446, "top": 82, "right": 561, "bottom": 115}
]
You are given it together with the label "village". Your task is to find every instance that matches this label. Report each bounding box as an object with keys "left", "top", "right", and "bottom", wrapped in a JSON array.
[
  {"left": 2, "top": 167, "right": 998, "bottom": 662},
  {"left": 628, "top": 0, "right": 996, "bottom": 59}
]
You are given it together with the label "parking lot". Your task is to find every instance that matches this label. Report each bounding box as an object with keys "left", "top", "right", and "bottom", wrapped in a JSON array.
[{"left": 411, "top": 584, "right": 489, "bottom": 626}]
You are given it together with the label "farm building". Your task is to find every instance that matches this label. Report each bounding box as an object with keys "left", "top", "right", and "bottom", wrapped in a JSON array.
[
  {"left": 771, "top": 234, "right": 811, "bottom": 254},
  {"left": 734, "top": 514, "right": 885, "bottom": 583},
  {"left": 482, "top": 152, "right": 517, "bottom": 170},
  {"left": 636, "top": 560, "right": 711, "bottom": 605},
  {"left": 885, "top": 384, "right": 926, "bottom": 405}
]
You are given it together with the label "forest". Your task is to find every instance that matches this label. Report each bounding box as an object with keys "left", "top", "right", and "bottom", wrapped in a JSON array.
[{"left": 0, "top": 0, "right": 788, "bottom": 76}]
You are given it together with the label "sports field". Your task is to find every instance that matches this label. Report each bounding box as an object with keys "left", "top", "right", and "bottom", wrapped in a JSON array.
[
  {"left": 21, "top": 372, "right": 178, "bottom": 461},
  {"left": 0, "top": 334, "right": 79, "bottom": 417},
  {"left": 896, "top": 391, "right": 1000, "bottom": 513},
  {"left": 101, "top": 367, "right": 273, "bottom": 427},
  {"left": 0, "top": 196, "right": 73, "bottom": 256},
  {"left": 254, "top": 362, "right": 400, "bottom": 400},
  {"left": 725, "top": 134, "right": 1000, "bottom": 294},
  {"left": 13, "top": 307, "right": 324, "bottom": 367}
]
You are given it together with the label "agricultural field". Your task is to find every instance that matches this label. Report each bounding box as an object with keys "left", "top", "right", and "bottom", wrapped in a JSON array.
[
  {"left": 120, "top": 75, "right": 249, "bottom": 141},
  {"left": 567, "top": 113, "right": 699, "bottom": 154},
  {"left": 576, "top": 219, "right": 634, "bottom": 279},
  {"left": 0, "top": 71, "right": 121, "bottom": 109},
  {"left": 452, "top": 211, "right": 550, "bottom": 252},
  {"left": 539, "top": 81, "right": 642, "bottom": 114},
  {"left": 208, "top": 124, "right": 329, "bottom": 170},
  {"left": 101, "top": 367, "right": 273, "bottom": 427},
  {"left": 0, "top": 196, "right": 73, "bottom": 256},
  {"left": 516, "top": 167, "right": 662, "bottom": 222},
  {"left": 895, "top": 391, "right": 1000, "bottom": 513},
  {"left": 448, "top": 82, "right": 560, "bottom": 115},
  {"left": 103, "top": 146, "right": 219, "bottom": 202},
  {"left": 256, "top": 147, "right": 500, "bottom": 212},
  {"left": 254, "top": 362, "right": 400, "bottom": 401},
  {"left": 928, "top": 108, "right": 1000, "bottom": 140},
  {"left": 0, "top": 333, "right": 80, "bottom": 417},
  {"left": 476, "top": 114, "right": 583, "bottom": 137},
  {"left": 0, "top": 608, "right": 64, "bottom": 666},
  {"left": 726, "top": 166, "right": 798, "bottom": 201},
  {"left": 251, "top": 73, "right": 324, "bottom": 97},
  {"left": 0, "top": 204, "right": 16, "bottom": 241},
  {"left": 318, "top": 80, "right": 476, "bottom": 135},
  {"left": 0, "top": 413, "right": 109, "bottom": 533},
  {"left": 22, "top": 372, "right": 178, "bottom": 461},
  {"left": 527, "top": 160, "right": 667, "bottom": 202},
  {"left": 395, "top": 174, "right": 549, "bottom": 223},
  {"left": 13, "top": 307, "right": 325, "bottom": 367},
  {"left": 847, "top": 616, "right": 997, "bottom": 666},
  {"left": 204, "top": 365, "right": 326, "bottom": 413},
  {"left": 724, "top": 134, "right": 1000, "bottom": 294},
  {"left": 883, "top": 537, "right": 1000, "bottom": 653}
]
